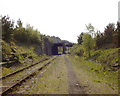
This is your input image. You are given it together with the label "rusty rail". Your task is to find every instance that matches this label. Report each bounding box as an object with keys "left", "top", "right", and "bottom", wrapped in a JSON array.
[
  {"left": 0, "top": 58, "right": 49, "bottom": 80},
  {"left": 1, "top": 56, "right": 57, "bottom": 95}
]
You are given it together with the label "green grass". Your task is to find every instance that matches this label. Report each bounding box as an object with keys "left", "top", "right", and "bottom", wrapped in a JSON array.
[
  {"left": 70, "top": 47, "right": 119, "bottom": 92},
  {"left": 67, "top": 55, "right": 118, "bottom": 93},
  {"left": 70, "top": 44, "right": 119, "bottom": 70},
  {"left": 90, "top": 48, "right": 119, "bottom": 68}
]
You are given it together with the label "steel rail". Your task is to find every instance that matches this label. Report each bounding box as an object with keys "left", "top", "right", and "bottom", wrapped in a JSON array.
[{"left": 1, "top": 56, "right": 57, "bottom": 95}]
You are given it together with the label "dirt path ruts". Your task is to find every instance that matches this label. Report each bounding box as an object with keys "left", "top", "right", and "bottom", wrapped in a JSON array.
[{"left": 64, "top": 55, "right": 85, "bottom": 94}]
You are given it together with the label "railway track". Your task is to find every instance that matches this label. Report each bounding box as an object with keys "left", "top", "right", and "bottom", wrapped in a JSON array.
[
  {"left": 0, "top": 56, "right": 57, "bottom": 95},
  {"left": 0, "top": 57, "right": 50, "bottom": 80}
]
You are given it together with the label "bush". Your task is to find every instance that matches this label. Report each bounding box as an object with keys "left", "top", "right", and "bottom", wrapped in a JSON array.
[
  {"left": 2, "top": 40, "right": 12, "bottom": 62},
  {"left": 70, "top": 44, "right": 84, "bottom": 56}
]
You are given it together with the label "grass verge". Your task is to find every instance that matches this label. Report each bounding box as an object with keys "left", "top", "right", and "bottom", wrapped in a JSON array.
[{"left": 67, "top": 55, "right": 118, "bottom": 94}]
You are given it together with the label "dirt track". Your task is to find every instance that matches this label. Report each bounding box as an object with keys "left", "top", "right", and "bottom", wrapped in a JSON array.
[{"left": 64, "top": 56, "right": 85, "bottom": 94}]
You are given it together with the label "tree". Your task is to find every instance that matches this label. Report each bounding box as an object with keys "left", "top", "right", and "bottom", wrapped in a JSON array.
[
  {"left": 104, "top": 23, "right": 115, "bottom": 44},
  {"left": 17, "top": 19, "right": 23, "bottom": 28},
  {"left": 26, "top": 24, "right": 41, "bottom": 44},
  {"left": 86, "top": 23, "right": 95, "bottom": 37},
  {"left": 1, "top": 15, "right": 14, "bottom": 42},
  {"left": 82, "top": 33, "right": 93, "bottom": 57},
  {"left": 112, "top": 22, "right": 120, "bottom": 47},
  {"left": 77, "top": 32, "right": 84, "bottom": 44},
  {"left": 14, "top": 23, "right": 41, "bottom": 44},
  {"left": 14, "top": 20, "right": 27, "bottom": 42},
  {"left": 95, "top": 32, "right": 105, "bottom": 49}
]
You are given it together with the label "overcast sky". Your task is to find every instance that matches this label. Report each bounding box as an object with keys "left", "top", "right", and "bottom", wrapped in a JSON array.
[{"left": 0, "top": 0, "right": 119, "bottom": 43}]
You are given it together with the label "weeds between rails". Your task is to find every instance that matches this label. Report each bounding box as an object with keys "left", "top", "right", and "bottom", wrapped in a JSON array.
[
  {"left": 1, "top": 56, "right": 57, "bottom": 95},
  {"left": 0, "top": 58, "right": 50, "bottom": 80}
]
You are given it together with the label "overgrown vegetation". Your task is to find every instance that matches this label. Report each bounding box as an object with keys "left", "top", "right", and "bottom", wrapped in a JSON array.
[
  {"left": 14, "top": 20, "right": 42, "bottom": 44},
  {"left": 68, "top": 55, "right": 118, "bottom": 93},
  {"left": 1, "top": 39, "right": 52, "bottom": 76},
  {"left": 0, "top": 15, "right": 73, "bottom": 78},
  {"left": 70, "top": 22, "right": 120, "bottom": 92},
  {"left": 2, "top": 34, "right": 42, "bottom": 64},
  {"left": 0, "top": 15, "right": 62, "bottom": 64},
  {"left": 70, "top": 22, "right": 120, "bottom": 72}
]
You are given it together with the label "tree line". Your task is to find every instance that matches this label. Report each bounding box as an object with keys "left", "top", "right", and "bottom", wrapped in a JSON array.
[
  {"left": 76, "top": 22, "right": 120, "bottom": 58},
  {"left": 0, "top": 15, "right": 68, "bottom": 57},
  {"left": 1, "top": 15, "right": 45, "bottom": 45}
]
